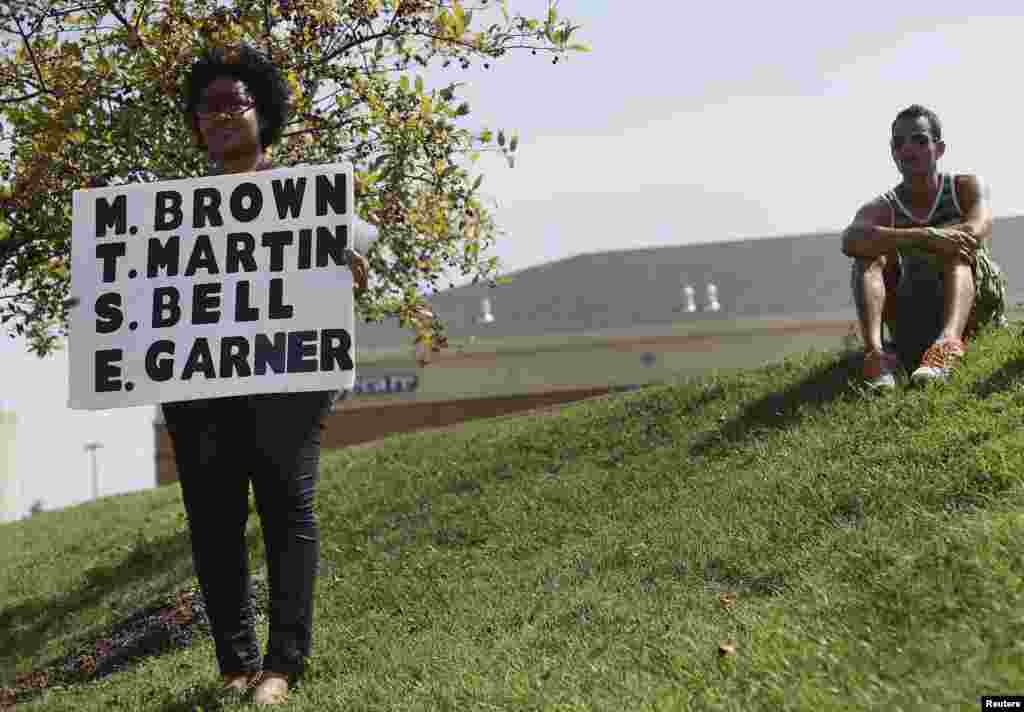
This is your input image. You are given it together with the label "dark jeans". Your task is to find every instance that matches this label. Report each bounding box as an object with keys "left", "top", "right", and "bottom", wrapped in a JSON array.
[{"left": 162, "top": 390, "right": 335, "bottom": 677}]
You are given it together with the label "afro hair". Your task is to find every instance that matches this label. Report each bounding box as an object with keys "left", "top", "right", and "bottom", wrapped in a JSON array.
[{"left": 183, "top": 44, "right": 292, "bottom": 150}]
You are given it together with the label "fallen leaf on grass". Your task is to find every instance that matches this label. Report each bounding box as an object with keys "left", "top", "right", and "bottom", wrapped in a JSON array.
[
  {"left": 13, "top": 671, "right": 47, "bottom": 690},
  {"left": 157, "top": 591, "right": 196, "bottom": 626},
  {"left": 78, "top": 654, "right": 98, "bottom": 676},
  {"left": 1, "top": 687, "right": 16, "bottom": 710},
  {"left": 718, "top": 592, "right": 738, "bottom": 610},
  {"left": 718, "top": 640, "right": 738, "bottom": 657}
]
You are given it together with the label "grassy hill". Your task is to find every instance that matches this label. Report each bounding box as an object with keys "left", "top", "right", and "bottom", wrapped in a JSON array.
[{"left": 4, "top": 327, "right": 1024, "bottom": 711}]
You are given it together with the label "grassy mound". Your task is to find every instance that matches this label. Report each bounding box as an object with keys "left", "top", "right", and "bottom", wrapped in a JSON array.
[{"left": 3, "top": 326, "right": 1024, "bottom": 710}]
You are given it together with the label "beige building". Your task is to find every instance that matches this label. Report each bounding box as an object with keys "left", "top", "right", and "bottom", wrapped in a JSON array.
[
  {"left": 155, "top": 231, "right": 873, "bottom": 485},
  {"left": 156, "top": 218, "right": 1024, "bottom": 485},
  {"left": 0, "top": 405, "right": 16, "bottom": 523}
]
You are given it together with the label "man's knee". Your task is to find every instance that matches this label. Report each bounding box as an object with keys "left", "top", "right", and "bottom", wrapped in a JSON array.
[
  {"left": 941, "top": 254, "right": 975, "bottom": 273},
  {"left": 851, "top": 253, "right": 898, "bottom": 295},
  {"left": 853, "top": 254, "right": 886, "bottom": 273}
]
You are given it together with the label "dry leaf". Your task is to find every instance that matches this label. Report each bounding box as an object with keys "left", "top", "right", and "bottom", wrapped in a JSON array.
[
  {"left": 1, "top": 687, "right": 16, "bottom": 710},
  {"left": 14, "top": 671, "right": 48, "bottom": 690},
  {"left": 718, "top": 592, "right": 738, "bottom": 610},
  {"left": 717, "top": 640, "right": 737, "bottom": 657},
  {"left": 78, "top": 654, "right": 98, "bottom": 676}
]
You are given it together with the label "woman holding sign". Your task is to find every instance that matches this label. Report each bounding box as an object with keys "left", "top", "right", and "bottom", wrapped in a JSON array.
[{"left": 162, "top": 45, "right": 369, "bottom": 705}]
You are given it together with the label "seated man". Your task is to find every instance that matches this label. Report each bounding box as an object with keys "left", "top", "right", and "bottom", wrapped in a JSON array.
[{"left": 841, "top": 104, "right": 1007, "bottom": 388}]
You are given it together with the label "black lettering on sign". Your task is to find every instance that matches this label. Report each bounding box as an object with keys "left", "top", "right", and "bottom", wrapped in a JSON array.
[
  {"left": 95, "top": 293, "right": 124, "bottom": 334},
  {"left": 95, "top": 242, "right": 127, "bottom": 283},
  {"left": 272, "top": 177, "right": 307, "bottom": 219},
  {"left": 95, "top": 349, "right": 122, "bottom": 392},
  {"left": 152, "top": 286, "right": 181, "bottom": 328},
  {"left": 268, "top": 278, "right": 293, "bottom": 319},
  {"left": 193, "top": 187, "right": 224, "bottom": 228},
  {"left": 254, "top": 332, "right": 286, "bottom": 374},
  {"left": 287, "top": 330, "right": 318, "bottom": 373},
  {"left": 316, "top": 173, "right": 346, "bottom": 216},
  {"left": 220, "top": 336, "right": 252, "bottom": 378},
  {"left": 181, "top": 337, "right": 216, "bottom": 380},
  {"left": 226, "top": 233, "right": 257, "bottom": 273},
  {"left": 154, "top": 191, "right": 184, "bottom": 231},
  {"left": 261, "top": 230, "right": 292, "bottom": 272},
  {"left": 297, "top": 228, "right": 313, "bottom": 270},
  {"left": 191, "top": 282, "right": 221, "bottom": 325},
  {"left": 147, "top": 236, "right": 180, "bottom": 277},
  {"left": 230, "top": 182, "right": 263, "bottom": 222},
  {"left": 234, "top": 280, "right": 259, "bottom": 322},
  {"left": 95, "top": 195, "right": 127, "bottom": 237},
  {"left": 316, "top": 224, "right": 347, "bottom": 267},
  {"left": 145, "top": 340, "right": 175, "bottom": 382},
  {"left": 184, "top": 234, "right": 220, "bottom": 276},
  {"left": 320, "top": 328, "right": 353, "bottom": 371}
]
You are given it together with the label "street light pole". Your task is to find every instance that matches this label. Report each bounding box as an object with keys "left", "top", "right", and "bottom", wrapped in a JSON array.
[{"left": 84, "top": 441, "right": 103, "bottom": 501}]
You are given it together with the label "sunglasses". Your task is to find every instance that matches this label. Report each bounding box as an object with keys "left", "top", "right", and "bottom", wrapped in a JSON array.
[
  {"left": 195, "top": 97, "right": 256, "bottom": 118},
  {"left": 890, "top": 133, "right": 935, "bottom": 149}
]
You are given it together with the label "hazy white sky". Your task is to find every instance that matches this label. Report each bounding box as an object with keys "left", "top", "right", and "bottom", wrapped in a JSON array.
[
  {"left": 464, "top": 2, "right": 1024, "bottom": 271},
  {"left": 4, "top": 1, "right": 1024, "bottom": 519}
]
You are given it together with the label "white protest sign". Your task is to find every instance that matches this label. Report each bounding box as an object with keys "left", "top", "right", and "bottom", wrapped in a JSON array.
[{"left": 69, "top": 163, "right": 356, "bottom": 410}]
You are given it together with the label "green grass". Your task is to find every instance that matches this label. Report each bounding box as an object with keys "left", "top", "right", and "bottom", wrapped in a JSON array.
[{"left": 5, "top": 326, "right": 1024, "bottom": 710}]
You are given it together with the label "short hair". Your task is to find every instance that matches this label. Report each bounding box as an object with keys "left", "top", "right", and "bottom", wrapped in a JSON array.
[
  {"left": 183, "top": 44, "right": 291, "bottom": 150},
  {"left": 891, "top": 104, "right": 942, "bottom": 142}
]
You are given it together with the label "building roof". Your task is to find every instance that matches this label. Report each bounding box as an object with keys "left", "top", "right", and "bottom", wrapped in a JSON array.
[{"left": 357, "top": 215, "right": 1024, "bottom": 354}]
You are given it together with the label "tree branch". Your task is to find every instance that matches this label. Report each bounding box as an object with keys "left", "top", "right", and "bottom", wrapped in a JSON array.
[
  {"left": 100, "top": 0, "right": 132, "bottom": 33},
  {"left": 312, "top": 29, "right": 396, "bottom": 68},
  {"left": 262, "top": 0, "right": 273, "bottom": 46},
  {"left": 0, "top": 232, "right": 35, "bottom": 267},
  {"left": 13, "top": 18, "right": 50, "bottom": 95},
  {"left": 0, "top": 92, "right": 43, "bottom": 104}
]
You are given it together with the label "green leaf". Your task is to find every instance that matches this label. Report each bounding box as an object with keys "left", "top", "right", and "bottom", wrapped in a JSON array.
[
  {"left": 567, "top": 42, "right": 591, "bottom": 52},
  {"left": 452, "top": 0, "right": 466, "bottom": 36},
  {"left": 471, "top": 174, "right": 483, "bottom": 192},
  {"left": 480, "top": 129, "right": 493, "bottom": 143},
  {"left": 399, "top": 75, "right": 410, "bottom": 92},
  {"left": 509, "top": 132, "right": 518, "bottom": 152},
  {"left": 415, "top": 75, "right": 424, "bottom": 93}
]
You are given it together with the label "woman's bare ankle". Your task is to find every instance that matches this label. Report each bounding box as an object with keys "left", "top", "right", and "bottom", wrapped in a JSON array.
[
  {"left": 220, "top": 671, "right": 261, "bottom": 691},
  {"left": 252, "top": 672, "right": 289, "bottom": 705}
]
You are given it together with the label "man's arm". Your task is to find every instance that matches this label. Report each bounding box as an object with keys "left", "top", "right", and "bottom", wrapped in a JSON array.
[
  {"left": 841, "top": 197, "right": 928, "bottom": 258},
  {"left": 946, "top": 174, "right": 993, "bottom": 249}
]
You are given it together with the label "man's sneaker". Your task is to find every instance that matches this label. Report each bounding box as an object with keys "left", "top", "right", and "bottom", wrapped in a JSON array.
[
  {"left": 863, "top": 350, "right": 901, "bottom": 390},
  {"left": 910, "top": 339, "right": 965, "bottom": 385}
]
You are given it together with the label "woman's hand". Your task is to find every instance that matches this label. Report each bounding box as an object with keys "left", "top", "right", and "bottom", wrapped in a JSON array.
[{"left": 348, "top": 249, "right": 369, "bottom": 291}]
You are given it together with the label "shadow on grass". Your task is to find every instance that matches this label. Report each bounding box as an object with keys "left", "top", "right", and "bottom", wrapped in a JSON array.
[
  {"left": 1, "top": 523, "right": 266, "bottom": 702},
  {"left": 0, "top": 529, "right": 194, "bottom": 674},
  {"left": 151, "top": 682, "right": 234, "bottom": 712},
  {"left": 690, "top": 351, "right": 861, "bottom": 456},
  {"left": 973, "top": 355, "right": 1024, "bottom": 398}
]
